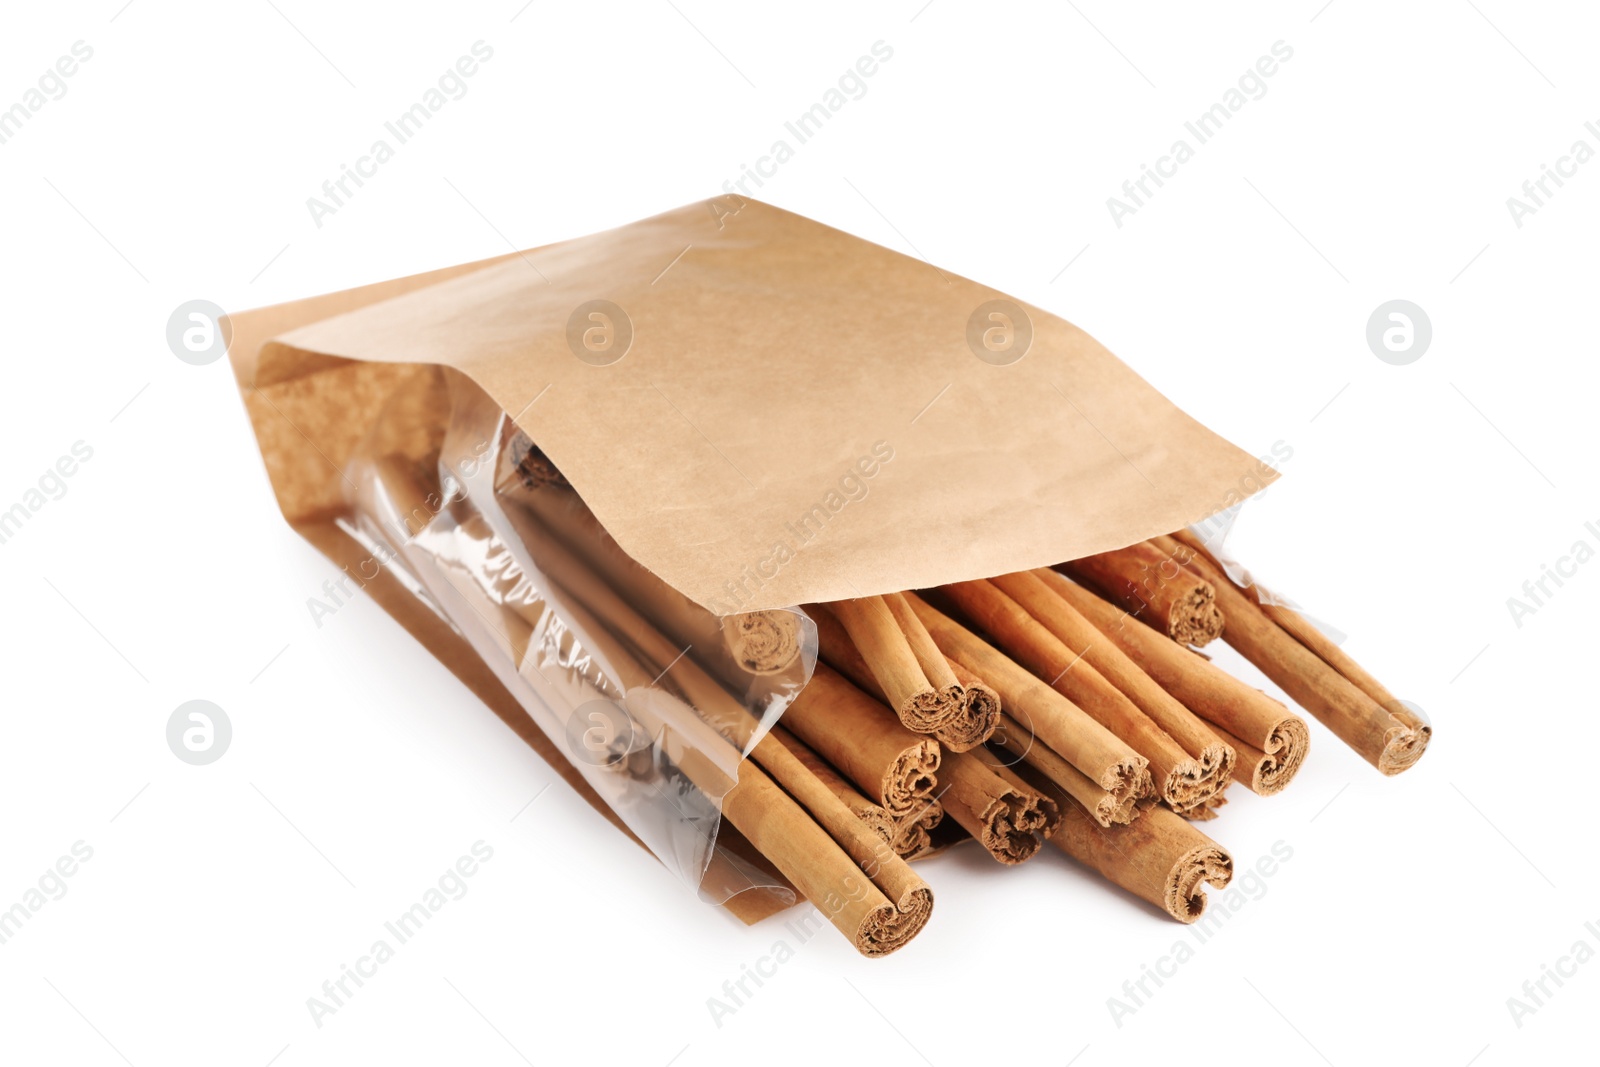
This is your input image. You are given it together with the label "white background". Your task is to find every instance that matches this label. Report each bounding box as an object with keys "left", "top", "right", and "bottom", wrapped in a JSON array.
[{"left": 1, "top": 1, "right": 1595, "bottom": 1064}]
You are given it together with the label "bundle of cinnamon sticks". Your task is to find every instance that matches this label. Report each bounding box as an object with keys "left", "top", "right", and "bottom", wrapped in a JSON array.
[{"left": 379, "top": 438, "right": 1429, "bottom": 959}]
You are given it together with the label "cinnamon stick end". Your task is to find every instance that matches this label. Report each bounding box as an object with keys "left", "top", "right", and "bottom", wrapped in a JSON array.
[
  {"left": 931, "top": 684, "right": 1001, "bottom": 752},
  {"left": 897, "top": 686, "right": 963, "bottom": 734},
  {"left": 722, "top": 610, "right": 804, "bottom": 675},
  {"left": 1168, "top": 586, "right": 1225, "bottom": 647},
  {"left": 1376, "top": 707, "right": 1432, "bottom": 776},
  {"left": 1253, "top": 717, "right": 1311, "bottom": 796},
  {"left": 856, "top": 887, "right": 934, "bottom": 957},
  {"left": 888, "top": 800, "right": 944, "bottom": 859},
  {"left": 1159, "top": 745, "right": 1234, "bottom": 817},
  {"left": 1165, "top": 844, "right": 1233, "bottom": 923}
]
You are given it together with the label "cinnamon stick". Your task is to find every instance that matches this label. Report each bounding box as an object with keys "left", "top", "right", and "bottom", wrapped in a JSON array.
[
  {"left": 1041, "top": 569, "right": 1309, "bottom": 796},
  {"left": 810, "top": 604, "right": 994, "bottom": 752},
  {"left": 750, "top": 729, "right": 933, "bottom": 926},
  {"left": 936, "top": 749, "right": 1053, "bottom": 864},
  {"left": 942, "top": 656, "right": 1003, "bottom": 750},
  {"left": 991, "top": 712, "right": 1143, "bottom": 826},
  {"left": 1021, "top": 766, "right": 1234, "bottom": 923},
  {"left": 1152, "top": 535, "right": 1429, "bottom": 776},
  {"left": 721, "top": 757, "right": 930, "bottom": 956},
  {"left": 776, "top": 663, "right": 942, "bottom": 822},
  {"left": 902, "top": 594, "right": 1151, "bottom": 821},
  {"left": 1168, "top": 529, "right": 1433, "bottom": 751},
  {"left": 1061, "top": 539, "right": 1224, "bottom": 646},
  {"left": 937, "top": 579, "right": 1218, "bottom": 813},
  {"left": 773, "top": 615, "right": 948, "bottom": 854},
  {"left": 883, "top": 592, "right": 965, "bottom": 705},
  {"left": 970, "top": 746, "right": 1062, "bottom": 840},
  {"left": 830, "top": 595, "right": 959, "bottom": 733},
  {"left": 768, "top": 726, "right": 896, "bottom": 847},
  {"left": 993, "top": 569, "right": 1235, "bottom": 812}
]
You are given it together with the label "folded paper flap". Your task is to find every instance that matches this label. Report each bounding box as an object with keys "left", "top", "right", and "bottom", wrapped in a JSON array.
[{"left": 260, "top": 197, "right": 1272, "bottom": 612}]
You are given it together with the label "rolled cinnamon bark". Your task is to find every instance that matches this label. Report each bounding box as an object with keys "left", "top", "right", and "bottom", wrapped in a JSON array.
[
  {"left": 937, "top": 579, "right": 1218, "bottom": 813},
  {"left": 970, "top": 746, "right": 1062, "bottom": 840},
  {"left": 808, "top": 605, "right": 994, "bottom": 752},
  {"left": 902, "top": 594, "right": 1151, "bottom": 820},
  {"left": 886, "top": 798, "right": 946, "bottom": 861},
  {"left": 777, "top": 663, "right": 942, "bottom": 822},
  {"left": 768, "top": 727, "right": 896, "bottom": 846},
  {"left": 1168, "top": 529, "right": 1432, "bottom": 758},
  {"left": 883, "top": 592, "right": 965, "bottom": 706},
  {"left": 721, "top": 611, "right": 806, "bottom": 676},
  {"left": 773, "top": 615, "right": 947, "bottom": 854},
  {"left": 942, "top": 657, "right": 1003, "bottom": 749},
  {"left": 936, "top": 750, "right": 1053, "bottom": 864},
  {"left": 991, "top": 712, "right": 1143, "bottom": 826},
  {"left": 1152, "top": 535, "right": 1429, "bottom": 776},
  {"left": 829, "top": 596, "right": 959, "bottom": 733},
  {"left": 721, "top": 757, "right": 930, "bottom": 956},
  {"left": 1022, "top": 771, "right": 1233, "bottom": 923},
  {"left": 1061, "top": 540, "right": 1223, "bottom": 647},
  {"left": 750, "top": 729, "right": 933, "bottom": 924},
  {"left": 1040, "top": 569, "right": 1309, "bottom": 796},
  {"left": 992, "top": 570, "right": 1235, "bottom": 813}
]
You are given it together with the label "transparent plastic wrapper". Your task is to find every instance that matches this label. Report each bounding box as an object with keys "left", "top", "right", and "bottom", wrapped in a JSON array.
[{"left": 339, "top": 366, "right": 817, "bottom": 907}]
